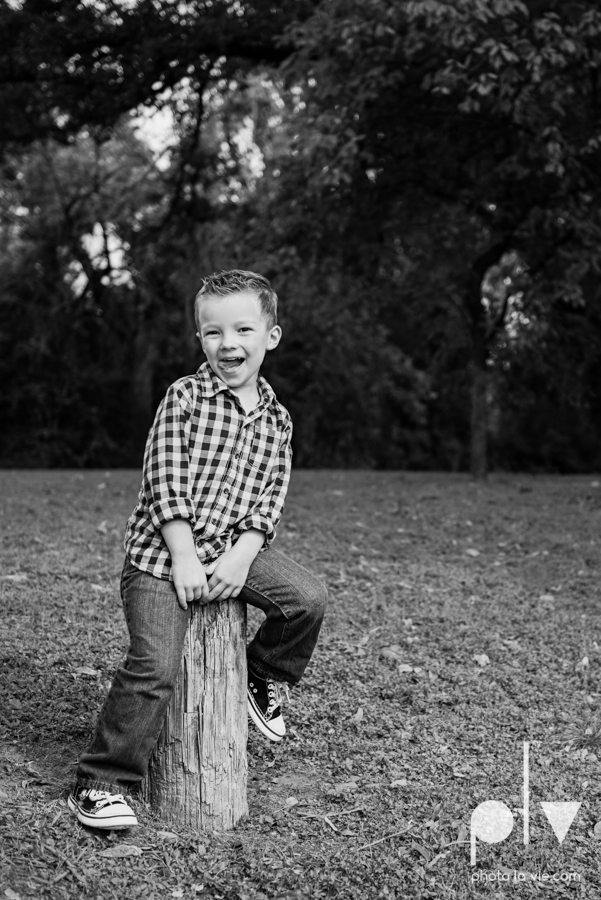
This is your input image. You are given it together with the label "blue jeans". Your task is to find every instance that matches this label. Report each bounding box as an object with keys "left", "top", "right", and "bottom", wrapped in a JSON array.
[{"left": 76, "top": 549, "right": 327, "bottom": 792}]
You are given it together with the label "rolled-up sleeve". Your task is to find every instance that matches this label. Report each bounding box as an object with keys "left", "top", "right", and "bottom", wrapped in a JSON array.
[
  {"left": 235, "top": 420, "right": 292, "bottom": 545},
  {"left": 143, "top": 383, "right": 196, "bottom": 531}
]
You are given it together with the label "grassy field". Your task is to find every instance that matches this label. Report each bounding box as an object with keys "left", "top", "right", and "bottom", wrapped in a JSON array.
[{"left": 1, "top": 469, "right": 601, "bottom": 899}]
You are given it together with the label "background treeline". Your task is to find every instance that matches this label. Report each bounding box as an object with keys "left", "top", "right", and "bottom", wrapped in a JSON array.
[{"left": 1, "top": 0, "right": 601, "bottom": 474}]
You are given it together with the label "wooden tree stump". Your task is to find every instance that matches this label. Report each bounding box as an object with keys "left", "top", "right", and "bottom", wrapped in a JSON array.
[{"left": 142, "top": 599, "right": 248, "bottom": 831}]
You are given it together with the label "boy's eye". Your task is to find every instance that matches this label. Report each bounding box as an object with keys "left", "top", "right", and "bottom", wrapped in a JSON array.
[{"left": 239, "top": 327, "right": 252, "bottom": 332}]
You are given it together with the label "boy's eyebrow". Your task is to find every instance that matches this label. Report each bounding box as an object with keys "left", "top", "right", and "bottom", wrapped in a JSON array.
[{"left": 200, "top": 319, "right": 260, "bottom": 328}]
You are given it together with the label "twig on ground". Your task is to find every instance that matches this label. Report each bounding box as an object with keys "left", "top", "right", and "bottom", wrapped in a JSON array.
[
  {"left": 358, "top": 822, "right": 414, "bottom": 851},
  {"left": 327, "top": 807, "right": 364, "bottom": 818}
]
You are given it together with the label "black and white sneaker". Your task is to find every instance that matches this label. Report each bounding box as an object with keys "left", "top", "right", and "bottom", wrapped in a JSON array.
[
  {"left": 68, "top": 787, "right": 138, "bottom": 830},
  {"left": 247, "top": 662, "right": 286, "bottom": 742}
]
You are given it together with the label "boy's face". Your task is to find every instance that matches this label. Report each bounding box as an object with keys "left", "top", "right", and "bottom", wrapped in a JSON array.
[{"left": 196, "top": 290, "right": 281, "bottom": 394}]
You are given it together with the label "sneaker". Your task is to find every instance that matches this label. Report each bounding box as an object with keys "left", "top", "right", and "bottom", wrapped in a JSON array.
[
  {"left": 68, "top": 787, "right": 138, "bottom": 830},
  {"left": 247, "top": 662, "right": 286, "bottom": 742}
]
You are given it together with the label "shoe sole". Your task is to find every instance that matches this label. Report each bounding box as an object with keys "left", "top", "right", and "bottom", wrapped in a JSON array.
[
  {"left": 247, "top": 696, "right": 285, "bottom": 742},
  {"left": 67, "top": 795, "right": 138, "bottom": 830}
]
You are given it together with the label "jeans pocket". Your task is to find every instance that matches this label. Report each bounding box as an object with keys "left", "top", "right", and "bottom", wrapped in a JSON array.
[{"left": 120, "top": 557, "right": 139, "bottom": 599}]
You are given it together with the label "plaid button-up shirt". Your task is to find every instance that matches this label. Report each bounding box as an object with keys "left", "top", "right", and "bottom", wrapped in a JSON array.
[{"left": 124, "top": 362, "right": 292, "bottom": 581}]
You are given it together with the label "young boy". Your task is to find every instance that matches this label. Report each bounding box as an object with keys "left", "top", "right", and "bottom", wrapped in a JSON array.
[{"left": 68, "top": 270, "right": 327, "bottom": 830}]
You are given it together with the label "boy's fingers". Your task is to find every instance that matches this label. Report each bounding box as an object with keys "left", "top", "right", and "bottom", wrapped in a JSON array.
[
  {"left": 208, "top": 580, "right": 228, "bottom": 601},
  {"left": 193, "top": 582, "right": 209, "bottom": 601},
  {"left": 175, "top": 587, "right": 188, "bottom": 610}
]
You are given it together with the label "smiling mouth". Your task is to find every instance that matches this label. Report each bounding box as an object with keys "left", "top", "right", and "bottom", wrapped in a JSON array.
[{"left": 219, "top": 357, "right": 244, "bottom": 371}]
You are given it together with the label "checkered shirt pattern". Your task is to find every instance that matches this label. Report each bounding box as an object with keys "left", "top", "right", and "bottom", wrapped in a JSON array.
[{"left": 124, "top": 362, "right": 292, "bottom": 581}]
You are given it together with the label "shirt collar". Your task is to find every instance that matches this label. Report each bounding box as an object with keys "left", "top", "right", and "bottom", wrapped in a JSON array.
[{"left": 195, "top": 361, "right": 276, "bottom": 410}]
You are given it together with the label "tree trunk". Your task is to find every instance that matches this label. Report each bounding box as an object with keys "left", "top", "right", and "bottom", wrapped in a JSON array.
[
  {"left": 470, "top": 356, "right": 488, "bottom": 479},
  {"left": 465, "top": 271, "right": 491, "bottom": 480},
  {"left": 142, "top": 599, "right": 248, "bottom": 831}
]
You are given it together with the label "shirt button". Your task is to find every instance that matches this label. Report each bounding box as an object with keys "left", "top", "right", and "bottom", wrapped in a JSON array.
[{"left": 224, "top": 488, "right": 230, "bottom": 496}]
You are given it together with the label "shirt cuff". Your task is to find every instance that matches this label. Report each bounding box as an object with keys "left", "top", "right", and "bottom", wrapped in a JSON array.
[
  {"left": 148, "top": 497, "right": 196, "bottom": 531},
  {"left": 236, "top": 514, "right": 276, "bottom": 544}
]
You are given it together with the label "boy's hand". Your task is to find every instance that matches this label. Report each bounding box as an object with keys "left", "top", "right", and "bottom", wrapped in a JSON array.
[
  {"left": 171, "top": 555, "right": 210, "bottom": 609},
  {"left": 206, "top": 549, "right": 252, "bottom": 601}
]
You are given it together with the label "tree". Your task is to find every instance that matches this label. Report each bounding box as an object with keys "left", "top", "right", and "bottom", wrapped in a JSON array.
[
  {"left": 3, "top": 0, "right": 601, "bottom": 473},
  {"left": 280, "top": 0, "right": 601, "bottom": 475},
  {"left": 0, "top": 0, "right": 297, "bottom": 145}
]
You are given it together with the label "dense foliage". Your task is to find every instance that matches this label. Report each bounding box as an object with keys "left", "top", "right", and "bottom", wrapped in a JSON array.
[{"left": 1, "top": 0, "right": 601, "bottom": 472}]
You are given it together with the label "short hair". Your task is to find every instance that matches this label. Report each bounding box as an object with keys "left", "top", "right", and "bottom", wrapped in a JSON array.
[{"left": 194, "top": 269, "right": 278, "bottom": 331}]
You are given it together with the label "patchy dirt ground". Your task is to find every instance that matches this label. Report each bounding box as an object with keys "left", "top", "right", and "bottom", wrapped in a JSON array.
[{"left": 2, "top": 470, "right": 601, "bottom": 899}]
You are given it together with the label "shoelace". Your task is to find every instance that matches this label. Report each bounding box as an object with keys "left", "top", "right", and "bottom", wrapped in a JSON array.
[
  {"left": 266, "top": 680, "right": 291, "bottom": 715},
  {"left": 83, "top": 789, "right": 125, "bottom": 805},
  {"left": 266, "top": 681, "right": 281, "bottom": 716}
]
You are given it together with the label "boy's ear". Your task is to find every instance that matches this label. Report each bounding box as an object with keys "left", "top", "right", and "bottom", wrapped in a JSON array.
[{"left": 267, "top": 325, "right": 282, "bottom": 350}]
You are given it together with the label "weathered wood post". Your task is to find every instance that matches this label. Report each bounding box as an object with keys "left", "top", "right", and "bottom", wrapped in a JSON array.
[{"left": 142, "top": 599, "right": 248, "bottom": 830}]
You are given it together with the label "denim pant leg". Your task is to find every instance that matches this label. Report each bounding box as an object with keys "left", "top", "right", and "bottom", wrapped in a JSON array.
[
  {"left": 241, "top": 548, "right": 327, "bottom": 685},
  {"left": 76, "top": 560, "right": 188, "bottom": 793}
]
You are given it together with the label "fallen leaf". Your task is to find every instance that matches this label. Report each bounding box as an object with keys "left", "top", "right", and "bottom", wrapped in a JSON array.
[
  {"left": 473, "top": 654, "right": 490, "bottom": 667},
  {"left": 351, "top": 707, "right": 364, "bottom": 724},
  {"left": 465, "top": 548, "right": 480, "bottom": 557},
  {"left": 411, "top": 840, "right": 431, "bottom": 862},
  {"left": 97, "top": 520, "right": 108, "bottom": 534},
  {"left": 98, "top": 844, "right": 143, "bottom": 858},
  {"left": 74, "top": 666, "right": 100, "bottom": 677},
  {"left": 90, "top": 583, "right": 107, "bottom": 592},
  {"left": 157, "top": 830, "right": 179, "bottom": 842},
  {"left": 341, "top": 829, "right": 357, "bottom": 836},
  {"left": 285, "top": 797, "right": 298, "bottom": 807},
  {"left": 502, "top": 639, "right": 521, "bottom": 652},
  {"left": 457, "top": 823, "right": 469, "bottom": 841},
  {"left": 327, "top": 781, "right": 359, "bottom": 795},
  {"left": 593, "top": 822, "right": 601, "bottom": 840},
  {"left": 390, "top": 779, "right": 407, "bottom": 788},
  {"left": 4, "top": 889, "right": 22, "bottom": 900},
  {"left": 2, "top": 574, "right": 28, "bottom": 582},
  {"left": 380, "top": 645, "right": 404, "bottom": 662},
  {"left": 398, "top": 664, "right": 413, "bottom": 674}
]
